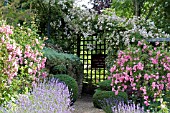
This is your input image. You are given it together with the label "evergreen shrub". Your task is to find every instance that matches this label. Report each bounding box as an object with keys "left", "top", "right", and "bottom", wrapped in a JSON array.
[
  {"left": 98, "top": 80, "right": 112, "bottom": 91},
  {"left": 52, "top": 74, "right": 78, "bottom": 103},
  {"left": 43, "top": 47, "right": 83, "bottom": 78},
  {"left": 92, "top": 89, "right": 128, "bottom": 108}
]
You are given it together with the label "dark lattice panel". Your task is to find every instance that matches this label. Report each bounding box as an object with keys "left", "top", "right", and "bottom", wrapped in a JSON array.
[{"left": 78, "top": 35, "right": 107, "bottom": 85}]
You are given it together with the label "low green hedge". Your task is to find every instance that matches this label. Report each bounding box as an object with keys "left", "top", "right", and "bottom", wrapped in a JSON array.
[
  {"left": 98, "top": 80, "right": 112, "bottom": 91},
  {"left": 52, "top": 74, "right": 78, "bottom": 103},
  {"left": 92, "top": 90, "right": 128, "bottom": 108}
]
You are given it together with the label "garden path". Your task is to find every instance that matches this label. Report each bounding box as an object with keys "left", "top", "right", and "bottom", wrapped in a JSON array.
[{"left": 73, "top": 94, "right": 105, "bottom": 113}]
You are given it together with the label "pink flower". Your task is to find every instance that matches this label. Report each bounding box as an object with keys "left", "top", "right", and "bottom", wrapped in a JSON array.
[
  {"left": 144, "top": 101, "right": 149, "bottom": 106},
  {"left": 159, "top": 84, "right": 164, "bottom": 90},
  {"left": 152, "top": 82, "right": 156, "bottom": 89},
  {"left": 119, "top": 77, "right": 124, "bottom": 82},
  {"left": 126, "top": 66, "right": 132, "bottom": 71},
  {"left": 132, "top": 87, "right": 137, "bottom": 90},
  {"left": 167, "top": 73, "right": 170, "bottom": 78},
  {"left": 143, "top": 88, "right": 147, "bottom": 95},
  {"left": 29, "top": 62, "right": 33, "bottom": 67},
  {"left": 157, "top": 51, "right": 160, "bottom": 56},
  {"left": 144, "top": 96, "right": 148, "bottom": 100},
  {"left": 150, "top": 58, "right": 158, "bottom": 64},
  {"left": 115, "top": 90, "right": 118, "bottom": 95},
  {"left": 121, "top": 67, "right": 124, "bottom": 71},
  {"left": 143, "top": 44, "right": 147, "bottom": 50},
  {"left": 155, "top": 42, "right": 159, "bottom": 46},
  {"left": 108, "top": 76, "right": 111, "bottom": 80},
  {"left": 167, "top": 83, "right": 170, "bottom": 89},
  {"left": 124, "top": 75, "right": 129, "bottom": 81},
  {"left": 118, "top": 51, "right": 124, "bottom": 58},
  {"left": 137, "top": 41, "right": 142, "bottom": 46},
  {"left": 6, "top": 43, "right": 13, "bottom": 51},
  {"left": 130, "top": 71, "right": 133, "bottom": 76},
  {"left": 110, "top": 65, "right": 116, "bottom": 73},
  {"left": 123, "top": 85, "right": 127, "bottom": 89},
  {"left": 144, "top": 74, "right": 149, "bottom": 80},
  {"left": 42, "top": 72, "right": 47, "bottom": 78},
  {"left": 115, "top": 80, "right": 119, "bottom": 84},
  {"left": 16, "top": 47, "right": 22, "bottom": 57},
  {"left": 155, "top": 76, "right": 159, "bottom": 79},
  {"left": 137, "top": 62, "right": 144, "bottom": 70},
  {"left": 112, "top": 87, "right": 115, "bottom": 92},
  {"left": 149, "top": 50, "right": 152, "bottom": 56},
  {"left": 133, "top": 65, "right": 137, "bottom": 72},
  {"left": 25, "top": 45, "right": 31, "bottom": 51}
]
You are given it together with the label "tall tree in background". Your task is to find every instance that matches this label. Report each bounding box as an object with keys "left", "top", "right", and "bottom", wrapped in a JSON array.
[
  {"left": 109, "top": 0, "right": 170, "bottom": 33},
  {"left": 0, "top": 0, "right": 34, "bottom": 26}
]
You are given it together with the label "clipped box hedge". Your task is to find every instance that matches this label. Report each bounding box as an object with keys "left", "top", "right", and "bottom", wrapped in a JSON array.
[
  {"left": 98, "top": 80, "right": 112, "bottom": 91},
  {"left": 93, "top": 90, "right": 128, "bottom": 108}
]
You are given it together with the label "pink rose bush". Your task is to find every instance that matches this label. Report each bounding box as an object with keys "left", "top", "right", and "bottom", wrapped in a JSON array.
[
  {"left": 109, "top": 40, "right": 170, "bottom": 110},
  {"left": 0, "top": 21, "right": 47, "bottom": 105}
]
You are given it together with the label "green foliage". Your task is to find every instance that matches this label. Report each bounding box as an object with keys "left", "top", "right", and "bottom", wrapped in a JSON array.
[
  {"left": 0, "top": 0, "right": 34, "bottom": 26},
  {"left": 43, "top": 47, "right": 83, "bottom": 78},
  {"left": 52, "top": 74, "right": 78, "bottom": 103},
  {"left": 92, "top": 90, "right": 128, "bottom": 108},
  {"left": 98, "top": 80, "right": 112, "bottom": 91},
  {"left": 109, "top": 0, "right": 134, "bottom": 18},
  {"left": 109, "top": 0, "right": 170, "bottom": 33},
  {"left": 51, "top": 65, "right": 67, "bottom": 74},
  {"left": 149, "top": 0, "right": 170, "bottom": 34}
]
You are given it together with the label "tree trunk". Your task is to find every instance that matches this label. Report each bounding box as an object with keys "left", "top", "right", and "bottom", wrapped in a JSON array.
[{"left": 134, "top": 0, "right": 141, "bottom": 17}]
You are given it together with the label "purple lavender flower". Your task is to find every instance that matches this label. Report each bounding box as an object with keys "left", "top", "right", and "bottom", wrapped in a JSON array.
[
  {"left": 0, "top": 79, "right": 73, "bottom": 113},
  {"left": 112, "top": 101, "right": 145, "bottom": 113},
  {"left": 100, "top": 97, "right": 145, "bottom": 113}
]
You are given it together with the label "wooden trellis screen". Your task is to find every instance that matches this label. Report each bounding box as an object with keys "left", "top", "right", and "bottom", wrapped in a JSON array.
[{"left": 75, "top": 34, "right": 108, "bottom": 85}]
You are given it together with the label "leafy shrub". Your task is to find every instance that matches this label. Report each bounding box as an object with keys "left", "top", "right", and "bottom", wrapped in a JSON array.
[
  {"left": 92, "top": 89, "right": 128, "bottom": 108},
  {"left": 0, "top": 79, "right": 73, "bottom": 113},
  {"left": 51, "top": 65, "right": 67, "bottom": 74},
  {"left": 98, "top": 80, "right": 112, "bottom": 91},
  {"left": 43, "top": 47, "right": 83, "bottom": 77},
  {"left": 52, "top": 74, "right": 78, "bottom": 103},
  {"left": 43, "top": 47, "right": 84, "bottom": 97},
  {"left": 0, "top": 21, "right": 47, "bottom": 105},
  {"left": 109, "top": 40, "right": 170, "bottom": 110}
]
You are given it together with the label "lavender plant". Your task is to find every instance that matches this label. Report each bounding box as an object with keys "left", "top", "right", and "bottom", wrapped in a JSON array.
[
  {"left": 0, "top": 79, "right": 73, "bottom": 113},
  {"left": 112, "top": 102, "right": 145, "bottom": 113},
  {"left": 100, "top": 97, "right": 144, "bottom": 113}
]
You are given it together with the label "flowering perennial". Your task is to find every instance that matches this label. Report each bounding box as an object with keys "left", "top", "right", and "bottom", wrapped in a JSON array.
[
  {"left": 110, "top": 40, "right": 170, "bottom": 108},
  {"left": 0, "top": 79, "right": 73, "bottom": 113},
  {"left": 112, "top": 102, "right": 145, "bottom": 113},
  {"left": 0, "top": 21, "right": 47, "bottom": 105}
]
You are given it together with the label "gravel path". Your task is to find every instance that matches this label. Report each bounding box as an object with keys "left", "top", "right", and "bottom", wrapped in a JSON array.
[{"left": 73, "top": 94, "right": 105, "bottom": 113}]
